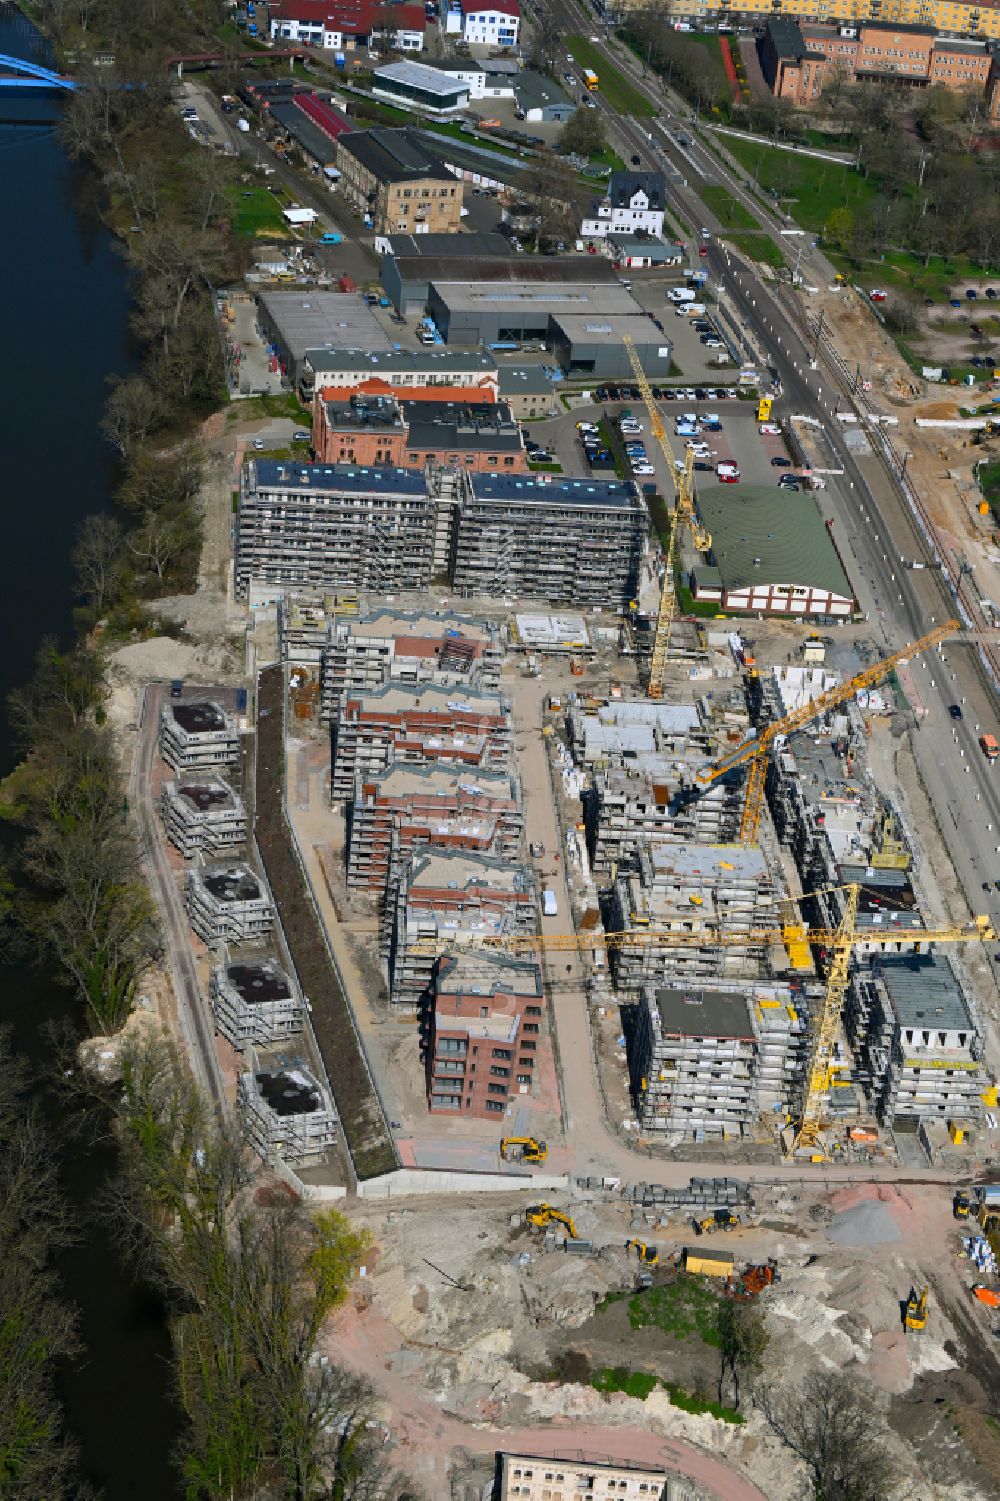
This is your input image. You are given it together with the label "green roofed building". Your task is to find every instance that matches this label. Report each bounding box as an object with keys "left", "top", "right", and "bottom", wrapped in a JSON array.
[{"left": 691, "top": 484, "right": 855, "bottom": 617}]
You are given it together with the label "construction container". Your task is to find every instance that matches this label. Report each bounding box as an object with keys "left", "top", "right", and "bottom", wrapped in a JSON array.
[
  {"left": 948, "top": 1120, "right": 967, "bottom": 1145},
  {"left": 683, "top": 1246, "right": 735, "bottom": 1278}
]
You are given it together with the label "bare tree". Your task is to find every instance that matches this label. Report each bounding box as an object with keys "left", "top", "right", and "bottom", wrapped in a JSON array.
[
  {"left": 716, "top": 1299, "right": 769, "bottom": 1410},
  {"left": 756, "top": 1370, "right": 900, "bottom": 1501},
  {"left": 72, "top": 513, "right": 125, "bottom": 615},
  {"left": 100, "top": 374, "right": 166, "bottom": 459}
]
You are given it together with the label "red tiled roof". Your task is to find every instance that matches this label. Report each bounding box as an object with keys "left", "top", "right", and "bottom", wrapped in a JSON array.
[
  {"left": 271, "top": 0, "right": 426, "bottom": 30},
  {"left": 459, "top": 0, "right": 520, "bottom": 15},
  {"left": 294, "top": 93, "right": 352, "bottom": 140}
]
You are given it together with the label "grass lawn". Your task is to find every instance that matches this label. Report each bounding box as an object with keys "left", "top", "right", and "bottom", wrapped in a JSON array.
[
  {"left": 701, "top": 185, "right": 758, "bottom": 231},
  {"left": 663, "top": 1381, "right": 744, "bottom": 1424},
  {"left": 978, "top": 459, "right": 1000, "bottom": 515},
  {"left": 624, "top": 1279, "right": 722, "bottom": 1345},
  {"left": 589, "top": 145, "right": 626, "bottom": 171},
  {"left": 224, "top": 184, "right": 287, "bottom": 237},
  {"left": 724, "top": 134, "right": 876, "bottom": 233},
  {"left": 592, "top": 1368, "right": 659, "bottom": 1400},
  {"left": 721, "top": 231, "right": 786, "bottom": 269},
  {"left": 566, "top": 36, "right": 654, "bottom": 116},
  {"left": 833, "top": 247, "right": 993, "bottom": 303}
]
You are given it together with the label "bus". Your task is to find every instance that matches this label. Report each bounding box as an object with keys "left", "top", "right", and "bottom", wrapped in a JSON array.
[{"left": 583, "top": 68, "right": 599, "bottom": 90}]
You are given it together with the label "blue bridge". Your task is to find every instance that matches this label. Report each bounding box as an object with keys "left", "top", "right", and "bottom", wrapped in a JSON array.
[{"left": 0, "top": 53, "right": 77, "bottom": 89}]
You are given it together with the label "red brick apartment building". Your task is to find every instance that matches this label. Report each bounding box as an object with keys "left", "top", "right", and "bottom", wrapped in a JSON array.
[
  {"left": 424, "top": 952, "right": 543, "bottom": 1117},
  {"left": 346, "top": 761, "right": 524, "bottom": 893},
  {"left": 311, "top": 391, "right": 527, "bottom": 473},
  {"left": 759, "top": 17, "right": 996, "bottom": 104},
  {"left": 330, "top": 680, "right": 512, "bottom": 802}
]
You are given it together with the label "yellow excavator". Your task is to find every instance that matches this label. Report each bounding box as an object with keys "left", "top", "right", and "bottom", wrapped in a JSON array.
[
  {"left": 904, "top": 1286, "right": 928, "bottom": 1333},
  {"left": 526, "top": 1203, "right": 578, "bottom": 1239},
  {"left": 625, "top": 1239, "right": 659, "bottom": 1266},
  {"left": 500, "top": 1136, "right": 548, "bottom": 1165},
  {"left": 694, "top": 1211, "right": 742, "bottom": 1235}
]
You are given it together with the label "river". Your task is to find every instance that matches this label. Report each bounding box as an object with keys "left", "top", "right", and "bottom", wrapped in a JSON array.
[{"left": 0, "top": 7, "right": 183, "bottom": 1496}]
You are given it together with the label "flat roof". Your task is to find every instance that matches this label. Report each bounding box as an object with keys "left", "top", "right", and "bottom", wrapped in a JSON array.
[
  {"left": 364, "top": 762, "right": 517, "bottom": 797},
  {"left": 514, "top": 71, "right": 571, "bottom": 110},
  {"left": 176, "top": 779, "right": 239, "bottom": 813},
  {"left": 226, "top": 959, "right": 294, "bottom": 1005},
  {"left": 550, "top": 313, "right": 672, "bottom": 345},
  {"left": 469, "top": 472, "right": 640, "bottom": 510},
  {"left": 646, "top": 842, "right": 769, "bottom": 883},
  {"left": 406, "top": 407, "right": 521, "bottom": 451},
  {"left": 169, "top": 700, "right": 228, "bottom": 734},
  {"left": 385, "top": 230, "right": 512, "bottom": 259},
  {"left": 655, "top": 985, "right": 754, "bottom": 1040},
  {"left": 436, "top": 949, "right": 542, "bottom": 997},
  {"left": 374, "top": 59, "right": 470, "bottom": 98},
  {"left": 349, "top": 679, "right": 506, "bottom": 713},
  {"left": 305, "top": 347, "right": 497, "bottom": 374},
  {"left": 414, "top": 131, "right": 531, "bottom": 185},
  {"left": 259, "top": 291, "right": 392, "bottom": 362},
  {"left": 252, "top": 459, "right": 428, "bottom": 496},
  {"left": 270, "top": 100, "right": 340, "bottom": 164},
  {"left": 876, "top": 954, "right": 973, "bottom": 1031},
  {"left": 339, "top": 607, "right": 493, "bottom": 642},
  {"left": 432, "top": 280, "right": 638, "bottom": 313},
  {"left": 256, "top": 1068, "right": 324, "bottom": 1116},
  {"left": 696, "top": 485, "right": 854, "bottom": 601},
  {"left": 408, "top": 848, "right": 530, "bottom": 892},
  {"left": 201, "top": 864, "right": 262, "bottom": 903},
  {"left": 498, "top": 364, "right": 553, "bottom": 396}
]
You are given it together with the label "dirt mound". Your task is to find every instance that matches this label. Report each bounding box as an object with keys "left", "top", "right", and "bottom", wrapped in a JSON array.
[{"left": 916, "top": 400, "right": 962, "bottom": 420}]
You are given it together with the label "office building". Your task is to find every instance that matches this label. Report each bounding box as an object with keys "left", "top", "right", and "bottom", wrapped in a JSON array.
[
  {"left": 268, "top": 0, "right": 426, "bottom": 51},
  {"left": 312, "top": 391, "right": 527, "bottom": 473}
]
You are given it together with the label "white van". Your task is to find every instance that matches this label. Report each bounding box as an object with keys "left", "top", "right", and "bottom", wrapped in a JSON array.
[
  {"left": 542, "top": 888, "right": 558, "bottom": 917},
  {"left": 667, "top": 287, "right": 696, "bottom": 304}
]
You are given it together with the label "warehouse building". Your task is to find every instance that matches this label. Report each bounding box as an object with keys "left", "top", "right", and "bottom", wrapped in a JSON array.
[
  {"left": 548, "top": 313, "right": 673, "bottom": 380},
  {"left": 336, "top": 128, "right": 463, "bottom": 234},
  {"left": 378, "top": 231, "right": 514, "bottom": 314},
  {"left": 847, "top": 954, "right": 990, "bottom": 1128},
  {"left": 320, "top": 607, "right": 502, "bottom": 722},
  {"left": 161, "top": 776, "right": 248, "bottom": 859},
  {"left": 269, "top": 100, "right": 341, "bottom": 171},
  {"left": 185, "top": 862, "right": 275, "bottom": 947},
  {"left": 347, "top": 761, "right": 524, "bottom": 893},
  {"left": 604, "top": 842, "right": 791, "bottom": 997},
  {"left": 312, "top": 390, "right": 527, "bottom": 473},
  {"left": 210, "top": 955, "right": 304, "bottom": 1050},
  {"left": 630, "top": 979, "right": 810, "bottom": 1137},
  {"left": 423, "top": 951, "right": 543, "bottom": 1116},
  {"left": 239, "top": 1055, "right": 339, "bottom": 1165},
  {"left": 425, "top": 272, "right": 636, "bottom": 348},
  {"left": 257, "top": 290, "right": 392, "bottom": 391},
  {"left": 236, "top": 460, "right": 440, "bottom": 602},
  {"left": 330, "top": 680, "right": 513, "bottom": 802},
  {"left": 159, "top": 700, "right": 240, "bottom": 774},
  {"left": 691, "top": 486, "right": 856, "bottom": 617},
  {"left": 513, "top": 71, "right": 575, "bottom": 121},
  {"left": 451, "top": 472, "right": 647, "bottom": 608},
  {"left": 387, "top": 849, "right": 534, "bottom": 1009},
  {"left": 302, "top": 346, "right": 499, "bottom": 402}
]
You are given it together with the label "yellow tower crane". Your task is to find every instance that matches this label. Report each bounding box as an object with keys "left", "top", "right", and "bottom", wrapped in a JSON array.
[
  {"left": 697, "top": 619, "right": 958, "bottom": 846},
  {"left": 621, "top": 334, "right": 712, "bottom": 698},
  {"left": 414, "top": 882, "right": 994, "bottom": 1155}
]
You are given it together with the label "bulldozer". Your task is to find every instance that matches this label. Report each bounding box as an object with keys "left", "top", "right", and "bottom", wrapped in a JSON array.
[
  {"left": 904, "top": 1285, "right": 929, "bottom": 1334},
  {"left": 625, "top": 1239, "right": 659, "bottom": 1266},
  {"left": 500, "top": 1136, "right": 547, "bottom": 1165},
  {"left": 695, "top": 1210, "right": 742, "bottom": 1235},
  {"left": 526, "top": 1203, "right": 578, "bottom": 1240}
]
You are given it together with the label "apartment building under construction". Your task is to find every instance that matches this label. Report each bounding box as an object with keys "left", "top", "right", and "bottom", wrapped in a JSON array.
[
  {"left": 330, "top": 680, "right": 512, "bottom": 803},
  {"left": 585, "top": 762, "right": 744, "bottom": 876},
  {"left": 346, "top": 761, "right": 524, "bottom": 895},
  {"left": 319, "top": 608, "right": 502, "bottom": 723},
  {"left": 630, "top": 979, "right": 812, "bottom": 1138}
]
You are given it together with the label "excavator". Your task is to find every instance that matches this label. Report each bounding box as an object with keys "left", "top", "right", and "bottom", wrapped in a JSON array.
[
  {"left": 625, "top": 1239, "right": 659, "bottom": 1266},
  {"left": 904, "top": 1285, "right": 929, "bottom": 1333},
  {"left": 694, "top": 1211, "right": 742, "bottom": 1236},
  {"left": 526, "top": 1203, "right": 578, "bottom": 1240},
  {"left": 500, "top": 1136, "right": 548, "bottom": 1165}
]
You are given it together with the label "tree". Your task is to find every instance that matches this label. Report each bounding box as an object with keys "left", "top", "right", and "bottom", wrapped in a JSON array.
[
  {"left": 558, "top": 108, "right": 607, "bottom": 159},
  {"left": 521, "top": 151, "right": 581, "bottom": 247},
  {"left": 716, "top": 1300, "right": 768, "bottom": 1410},
  {"left": 100, "top": 374, "right": 166, "bottom": 459},
  {"left": 72, "top": 513, "right": 125, "bottom": 615},
  {"left": 757, "top": 1370, "right": 899, "bottom": 1501},
  {"left": 823, "top": 205, "right": 856, "bottom": 254}
]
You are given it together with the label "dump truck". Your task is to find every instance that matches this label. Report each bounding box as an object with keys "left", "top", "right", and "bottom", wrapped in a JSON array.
[
  {"left": 904, "top": 1286, "right": 928, "bottom": 1333},
  {"left": 625, "top": 1239, "right": 659, "bottom": 1266},
  {"left": 980, "top": 733, "right": 999, "bottom": 761},
  {"left": 500, "top": 1136, "right": 547, "bottom": 1165}
]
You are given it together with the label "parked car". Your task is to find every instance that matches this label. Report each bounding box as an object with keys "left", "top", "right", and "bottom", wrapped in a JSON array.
[
  {"left": 632, "top": 463, "right": 656, "bottom": 476},
  {"left": 967, "top": 288, "right": 978, "bottom": 299},
  {"left": 693, "top": 460, "right": 713, "bottom": 471},
  {"left": 760, "top": 422, "right": 781, "bottom": 435},
  {"left": 292, "top": 430, "right": 311, "bottom": 442}
]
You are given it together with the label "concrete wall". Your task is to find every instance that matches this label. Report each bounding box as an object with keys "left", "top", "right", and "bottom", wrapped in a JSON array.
[{"left": 357, "top": 1168, "right": 571, "bottom": 1198}]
